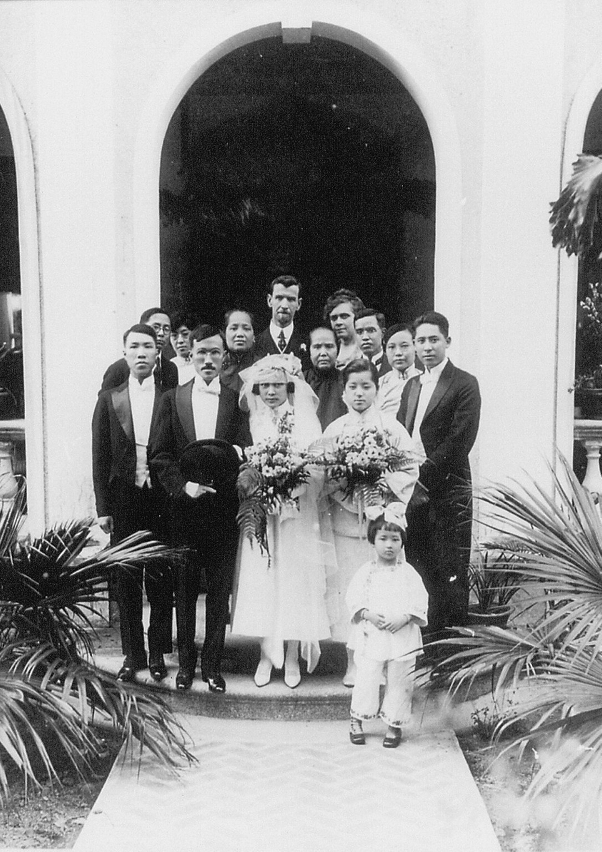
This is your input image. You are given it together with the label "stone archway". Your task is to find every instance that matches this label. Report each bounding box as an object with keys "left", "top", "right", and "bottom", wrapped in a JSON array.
[
  {"left": 132, "top": 7, "right": 463, "bottom": 338},
  {"left": 159, "top": 35, "right": 436, "bottom": 331},
  {"left": 0, "top": 68, "right": 43, "bottom": 530}
]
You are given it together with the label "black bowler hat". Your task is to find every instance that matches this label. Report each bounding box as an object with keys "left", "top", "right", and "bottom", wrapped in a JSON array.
[{"left": 179, "top": 439, "right": 241, "bottom": 489}]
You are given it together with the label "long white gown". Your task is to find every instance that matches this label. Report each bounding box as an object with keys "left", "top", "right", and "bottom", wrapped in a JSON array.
[
  {"left": 320, "top": 404, "right": 418, "bottom": 643},
  {"left": 231, "top": 399, "right": 334, "bottom": 672}
]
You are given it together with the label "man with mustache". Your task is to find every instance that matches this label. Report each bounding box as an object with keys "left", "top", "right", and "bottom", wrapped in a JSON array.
[{"left": 254, "top": 275, "right": 307, "bottom": 363}]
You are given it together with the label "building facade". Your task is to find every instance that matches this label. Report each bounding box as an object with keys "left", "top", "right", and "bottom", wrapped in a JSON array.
[{"left": 0, "top": 0, "right": 594, "bottom": 530}]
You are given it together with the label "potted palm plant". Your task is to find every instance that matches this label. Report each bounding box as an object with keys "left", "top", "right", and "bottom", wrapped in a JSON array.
[
  {"left": 0, "top": 482, "right": 193, "bottom": 797},
  {"left": 467, "top": 546, "right": 524, "bottom": 627},
  {"left": 432, "top": 455, "right": 602, "bottom": 844}
]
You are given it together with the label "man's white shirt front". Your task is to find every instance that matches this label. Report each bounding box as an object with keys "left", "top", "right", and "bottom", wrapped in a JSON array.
[
  {"left": 192, "top": 375, "right": 220, "bottom": 440},
  {"left": 412, "top": 357, "right": 449, "bottom": 455},
  {"left": 269, "top": 320, "right": 293, "bottom": 349},
  {"left": 129, "top": 374, "right": 155, "bottom": 488}
]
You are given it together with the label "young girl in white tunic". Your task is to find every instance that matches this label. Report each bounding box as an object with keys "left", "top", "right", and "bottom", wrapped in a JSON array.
[{"left": 346, "top": 504, "right": 428, "bottom": 748}]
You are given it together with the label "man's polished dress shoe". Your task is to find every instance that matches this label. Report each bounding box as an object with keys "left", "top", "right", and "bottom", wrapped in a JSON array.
[
  {"left": 176, "top": 668, "right": 194, "bottom": 690},
  {"left": 117, "top": 665, "right": 136, "bottom": 683},
  {"left": 202, "top": 672, "right": 226, "bottom": 693},
  {"left": 149, "top": 657, "right": 168, "bottom": 682}
]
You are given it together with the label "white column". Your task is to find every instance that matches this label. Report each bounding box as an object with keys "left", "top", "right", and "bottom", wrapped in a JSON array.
[
  {"left": 478, "top": 1, "right": 565, "bottom": 489},
  {"left": 33, "top": 2, "right": 117, "bottom": 523}
]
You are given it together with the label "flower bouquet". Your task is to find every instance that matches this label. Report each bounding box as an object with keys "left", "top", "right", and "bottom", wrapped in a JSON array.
[
  {"left": 315, "top": 425, "right": 414, "bottom": 511},
  {"left": 236, "top": 413, "right": 310, "bottom": 555}
]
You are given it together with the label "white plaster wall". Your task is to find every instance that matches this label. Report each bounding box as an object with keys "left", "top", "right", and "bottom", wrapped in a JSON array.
[{"left": 0, "top": 0, "right": 595, "bottom": 523}]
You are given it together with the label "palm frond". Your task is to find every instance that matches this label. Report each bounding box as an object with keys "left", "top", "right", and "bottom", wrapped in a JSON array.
[
  {"left": 0, "top": 641, "right": 194, "bottom": 798},
  {"left": 550, "top": 153, "right": 602, "bottom": 258},
  {"left": 476, "top": 455, "right": 602, "bottom": 661},
  {"left": 430, "top": 624, "right": 549, "bottom": 698}
]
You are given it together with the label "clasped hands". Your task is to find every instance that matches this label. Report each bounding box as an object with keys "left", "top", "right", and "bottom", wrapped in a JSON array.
[{"left": 363, "top": 609, "right": 411, "bottom": 633}]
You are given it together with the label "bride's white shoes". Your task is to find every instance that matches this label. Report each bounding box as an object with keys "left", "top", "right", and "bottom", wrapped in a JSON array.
[
  {"left": 284, "top": 641, "right": 301, "bottom": 688},
  {"left": 284, "top": 661, "right": 301, "bottom": 689},
  {"left": 254, "top": 658, "right": 272, "bottom": 687}
]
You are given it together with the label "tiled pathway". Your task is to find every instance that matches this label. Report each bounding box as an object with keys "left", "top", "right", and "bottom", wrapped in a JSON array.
[{"left": 74, "top": 716, "right": 500, "bottom": 852}]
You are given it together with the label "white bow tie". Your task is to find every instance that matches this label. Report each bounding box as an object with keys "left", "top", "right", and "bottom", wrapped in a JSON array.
[
  {"left": 195, "top": 380, "right": 220, "bottom": 396},
  {"left": 420, "top": 371, "right": 436, "bottom": 386}
]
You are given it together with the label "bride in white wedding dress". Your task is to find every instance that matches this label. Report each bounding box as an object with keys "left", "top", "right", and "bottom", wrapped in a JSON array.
[{"left": 230, "top": 354, "right": 335, "bottom": 689}]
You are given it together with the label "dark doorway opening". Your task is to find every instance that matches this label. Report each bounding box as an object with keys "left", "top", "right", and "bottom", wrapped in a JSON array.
[{"left": 160, "top": 36, "right": 435, "bottom": 335}]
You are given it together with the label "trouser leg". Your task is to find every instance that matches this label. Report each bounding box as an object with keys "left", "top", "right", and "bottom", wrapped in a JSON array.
[
  {"left": 201, "top": 557, "right": 232, "bottom": 675},
  {"left": 350, "top": 653, "right": 384, "bottom": 720},
  {"left": 174, "top": 555, "right": 201, "bottom": 670},
  {"left": 116, "top": 565, "right": 146, "bottom": 666},
  {"left": 145, "top": 560, "right": 173, "bottom": 657},
  {"left": 379, "top": 657, "right": 415, "bottom": 729}
]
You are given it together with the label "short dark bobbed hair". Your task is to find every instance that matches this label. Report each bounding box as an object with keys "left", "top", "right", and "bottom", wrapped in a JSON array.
[
  {"left": 413, "top": 311, "right": 449, "bottom": 338},
  {"left": 367, "top": 516, "right": 407, "bottom": 546},
  {"left": 267, "top": 275, "right": 302, "bottom": 297},
  {"left": 384, "top": 323, "right": 414, "bottom": 346},
  {"left": 190, "top": 324, "right": 226, "bottom": 347},
  {"left": 223, "top": 307, "right": 255, "bottom": 330},
  {"left": 123, "top": 323, "right": 158, "bottom": 346},
  {"left": 139, "top": 307, "right": 170, "bottom": 324},
  {"left": 342, "top": 358, "right": 379, "bottom": 389}
]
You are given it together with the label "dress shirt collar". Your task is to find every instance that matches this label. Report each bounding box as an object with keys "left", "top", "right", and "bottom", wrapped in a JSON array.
[
  {"left": 420, "top": 357, "right": 448, "bottom": 385},
  {"left": 270, "top": 321, "right": 293, "bottom": 344},
  {"left": 193, "top": 375, "right": 221, "bottom": 395},
  {"left": 128, "top": 374, "right": 155, "bottom": 393}
]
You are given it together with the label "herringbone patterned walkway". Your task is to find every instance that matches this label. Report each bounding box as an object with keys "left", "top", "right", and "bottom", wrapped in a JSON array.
[{"left": 74, "top": 718, "right": 500, "bottom": 852}]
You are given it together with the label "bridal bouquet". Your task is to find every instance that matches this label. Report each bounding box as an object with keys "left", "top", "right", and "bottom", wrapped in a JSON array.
[
  {"left": 236, "top": 413, "right": 310, "bottom": 555},
  {"left": 316, "top": 426, "right": 414, "bottom": 508}
]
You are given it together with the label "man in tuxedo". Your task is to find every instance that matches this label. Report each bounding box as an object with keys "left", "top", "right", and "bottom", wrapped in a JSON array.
[
  {"left": 397, "top": 311, "right": 481, "bottom": 646},
  {"left": 354, "top": 308, "right": 391, "bottom": 377},
  {"left": 149, "top": 324, "right": 251, "bottom": 692},
  {"left": 100, "top": 308, "right": 178, "bottom": 392},
  {"left": 254, "top": 275, "right": 307, "bottom": 363},
  {"left": 92, "top": 324, "right": 173, "bottom": 683},
  {"left": 304, "top": 326, "right": 346, "bottom": 429}
]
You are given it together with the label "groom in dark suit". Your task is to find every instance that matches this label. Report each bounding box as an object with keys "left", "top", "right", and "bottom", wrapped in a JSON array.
[
  {"left": 397, "top": 311, "right": 481, "bottom": 645},
  {"left": 149, "top": 324, "right": 251, "bottom": 692},
  {"left": 92, "top": 324, "right": 173, "bottom": 683}
]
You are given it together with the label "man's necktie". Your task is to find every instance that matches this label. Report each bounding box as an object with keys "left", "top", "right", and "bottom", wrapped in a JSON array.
[{"left": 278, "top": 331, "right": 286, "bottom": 353}]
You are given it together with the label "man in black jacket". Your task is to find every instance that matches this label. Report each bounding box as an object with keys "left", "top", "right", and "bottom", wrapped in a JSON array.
[
  {"left": 100, "top": 307, "right": 178, "bottom": 392},
  {"left": 149, "top": 324, "right": 251, "bottom": 693},
  {"left": 397, "top": 311, "right": 481, "bottom": 644},
  {"left": 254, "top": 275, "right": 307, "bottom": 364},
  {"left": 92, "top": 324, "right": 173, "bottom": 683}
]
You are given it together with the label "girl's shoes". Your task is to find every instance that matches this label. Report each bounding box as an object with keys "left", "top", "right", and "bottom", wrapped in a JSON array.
[
  {"left": 254, "top": 658, "right": 272, "bottom": 687},
  {"left": 383, "top": 727, "right": 401, "bottom": 748},
  {"left": 349, "top": 719, "right": 365, "bottom": 745}
]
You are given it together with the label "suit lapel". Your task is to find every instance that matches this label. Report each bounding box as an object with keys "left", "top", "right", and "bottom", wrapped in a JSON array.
[
  {"left": 423, "top": 361, "right": 455, "bottom": 421},
  {"left": 215, "top": 385, "right": 234, "bottom": 441},
  {"left": 176, "top": 381, "right": 196, "bottom": 443},
  {"left": 111, "top": 383, "right": 133, "bottom": 441},
  {"left": 405, "top": 377, "right": 421, "bottom": 432}
]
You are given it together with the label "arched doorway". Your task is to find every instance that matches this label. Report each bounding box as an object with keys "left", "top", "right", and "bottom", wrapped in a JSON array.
[
  {"left": 159, "top": 35, "right": 435, "bottom": 332},
  {"left": 0, "top": 106, "right": 24, "bottom": 478}
]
